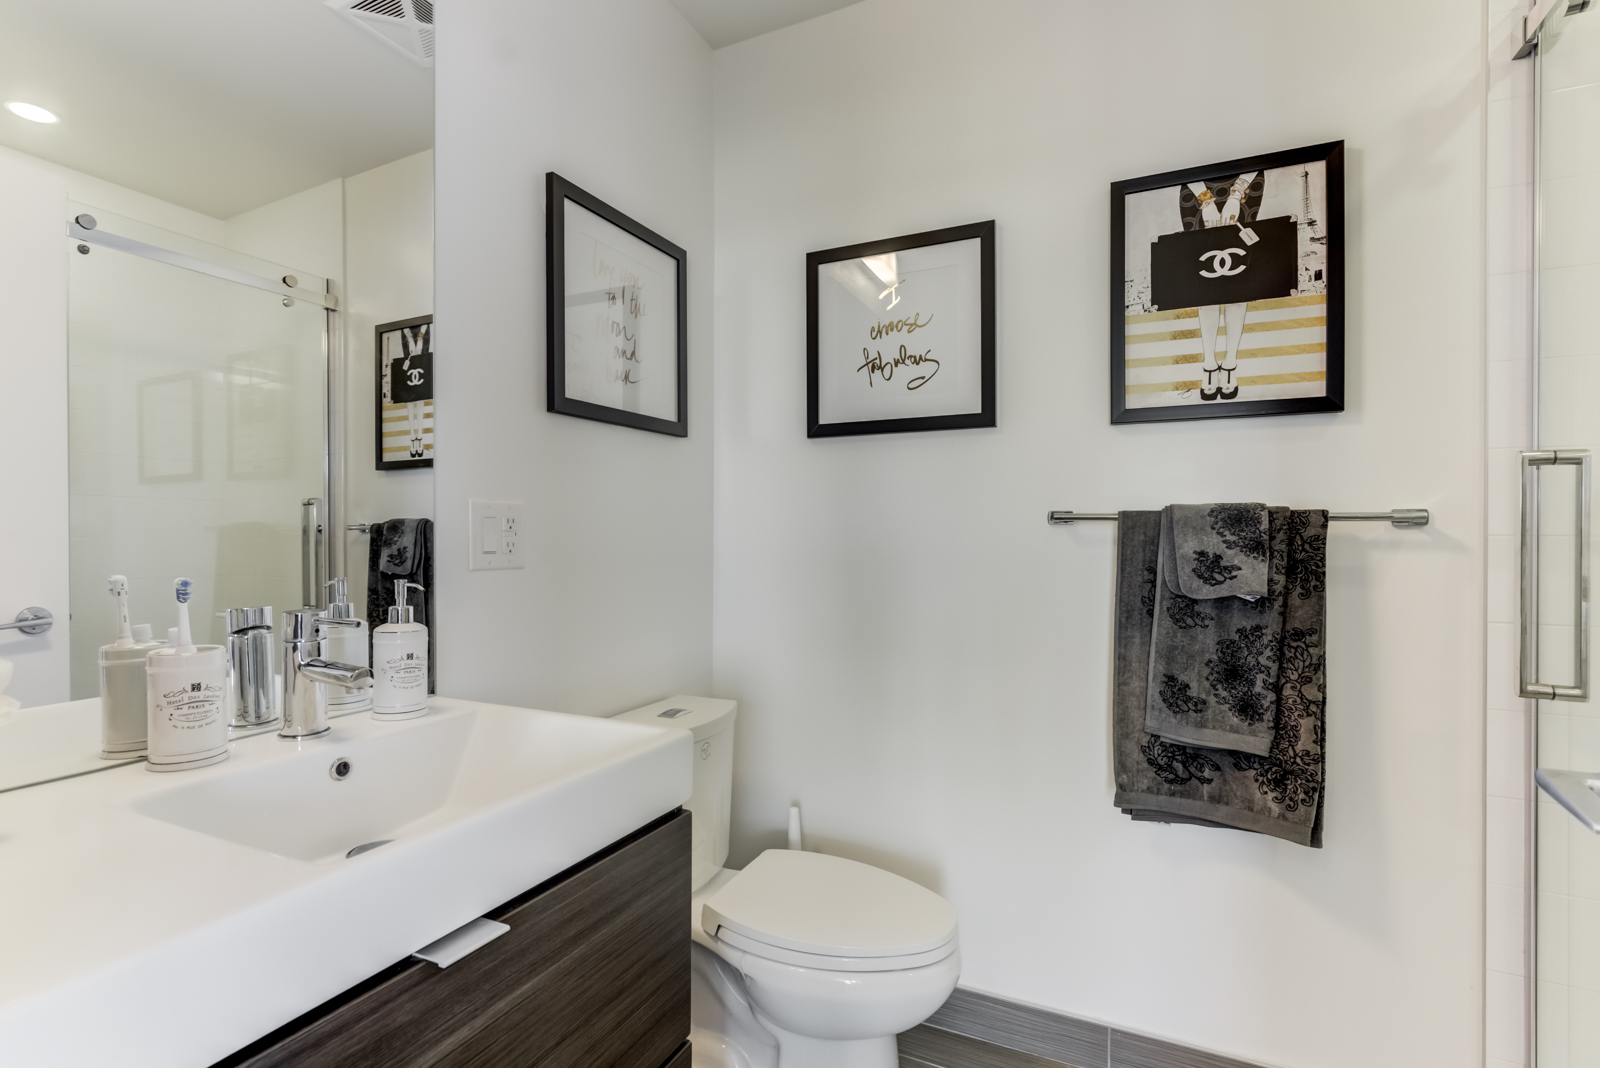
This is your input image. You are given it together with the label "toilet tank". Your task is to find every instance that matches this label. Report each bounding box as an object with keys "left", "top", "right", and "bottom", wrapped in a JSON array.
[{"left": 613, "top": 695, "right": 736, "bottom": 892}]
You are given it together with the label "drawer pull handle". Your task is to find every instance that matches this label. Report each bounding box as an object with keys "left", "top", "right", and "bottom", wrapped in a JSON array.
[{"left": 412, "top": 917, "right": 511, "bottom": 968}]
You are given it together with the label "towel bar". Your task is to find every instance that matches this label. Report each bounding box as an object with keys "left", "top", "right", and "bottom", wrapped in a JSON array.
[{"left": 1046, "top": 509, "right": 1429, "bottom": 528}]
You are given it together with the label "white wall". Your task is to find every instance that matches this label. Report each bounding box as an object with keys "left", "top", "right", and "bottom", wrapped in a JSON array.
[
  {"left": 0, "top": 155, "right": 70, "bottom": 706},
  {"left": 343, "top": 150, "right": 436, "bottom": 609},
  {"left": 224, "top": 179, "right": 344, "bottom": 282},
  {"left": 711, "top": 3, "right": 1487, "bottom": 1068},
  {"left": 433, "top": 0, "right": 713, "bottom": 714}
]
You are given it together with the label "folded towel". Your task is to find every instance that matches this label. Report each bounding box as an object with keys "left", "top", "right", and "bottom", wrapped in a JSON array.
[
  {"left": 368, "top": 518, "right": 435, "bottom": 694},
  {"left": 1143, "top": 506, "right": 1288, "bottom": 757},
  {"left": 1112, "top": 509, "right": 1328, "bottom": 848},
  {"left": 1165, "top": 503, "right": 1269, "bottom": 600}
]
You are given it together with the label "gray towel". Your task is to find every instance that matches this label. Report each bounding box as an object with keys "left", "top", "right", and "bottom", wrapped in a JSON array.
[
  {"left": 368, "top": 518, "right": 435, "bottom": 694},
  {"left": 1143, "top": 506, "right": 1288, "bottom": 756},
  {"left": 1112, "top": 509, "right": 1328, "bottom": 848},
  {"left": 1165, "top": 503, "right": 1270, "bottom": 600}
]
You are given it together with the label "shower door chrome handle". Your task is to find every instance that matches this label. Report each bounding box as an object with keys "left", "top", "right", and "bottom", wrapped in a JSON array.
[{"left": 1521, "top": 450, "right": 1591, "bottom": 700}]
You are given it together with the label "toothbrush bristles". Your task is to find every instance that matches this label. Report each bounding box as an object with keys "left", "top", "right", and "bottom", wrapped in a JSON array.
[{"left": 174, "top": 578, "right": 193, "bottom": 604}]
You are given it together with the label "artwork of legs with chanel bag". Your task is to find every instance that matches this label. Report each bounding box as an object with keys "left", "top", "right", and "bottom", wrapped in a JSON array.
[{"left": 1110, "top": 141, "right": 1344, "bottom": 423}]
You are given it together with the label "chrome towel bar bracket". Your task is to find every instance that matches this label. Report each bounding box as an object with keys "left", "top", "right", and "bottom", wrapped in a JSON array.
[{"left": 1046, "top": 509, "right": 1430, "bottom": 528}]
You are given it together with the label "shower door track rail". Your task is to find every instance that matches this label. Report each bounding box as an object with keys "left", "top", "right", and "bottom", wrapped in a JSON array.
[{"left": 66, "top": 220, "right": 338, "bottom": 311}]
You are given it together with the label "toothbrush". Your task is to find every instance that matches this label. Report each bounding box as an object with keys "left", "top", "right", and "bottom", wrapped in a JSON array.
[
  {"left": 173, "top": 578, "right": 196, "bottom": 655},
  {"left": 107, "top": 575, "right": 134, "bottom": 648}
]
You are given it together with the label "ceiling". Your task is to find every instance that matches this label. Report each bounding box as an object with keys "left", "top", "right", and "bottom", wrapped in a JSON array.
[
  {"left": 0, "top": 0, "right": 433, "bottom": 219},
  {"left": 667, "top": 0, "right": 865, "bottom": 49}
]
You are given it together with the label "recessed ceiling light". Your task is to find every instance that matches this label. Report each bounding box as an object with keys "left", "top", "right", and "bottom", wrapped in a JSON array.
[{"left": 5, "top": 102, "right": 59, "bottom": 124}]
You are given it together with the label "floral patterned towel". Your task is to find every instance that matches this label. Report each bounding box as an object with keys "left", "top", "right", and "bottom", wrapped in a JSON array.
[
  {"left": 1163, "top": 503, "right": 1270, "bottom": 600},
  {"left": 1112, "top": 509, "right": 1328, "bottom": 848},
  {"left": 1144, "top": 507, "right": 1289, "bottom": 756}
]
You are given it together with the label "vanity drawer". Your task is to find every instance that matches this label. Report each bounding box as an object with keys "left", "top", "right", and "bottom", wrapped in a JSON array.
[{"left": 218, "top": 809, "right": 690, "bottom": 1068}]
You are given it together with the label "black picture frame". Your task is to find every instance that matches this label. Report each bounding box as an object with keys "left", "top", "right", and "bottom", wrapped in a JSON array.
[
  {"left": 375, "top": 314, "right": 433, "bottom": 471},
  {"left": 806, "top": 220, "right": 996, "bottom": 438},
  {"left": 1109, "top": 140, "right": 1344, "bottom": 424},
  {"left": 546, "top": 172, "right": 689, "bottom": 437}
]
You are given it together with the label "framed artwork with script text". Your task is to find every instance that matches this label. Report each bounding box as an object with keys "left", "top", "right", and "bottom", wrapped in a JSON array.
[
  {"left": 1111, "top": 140, "right": 1344, "bottom": 423},
  {"left": 546, "top": 172, "right": 688, "bottom": 437},
  {"left": 807, "top": 220, "right": 995, "bottom": 437}
]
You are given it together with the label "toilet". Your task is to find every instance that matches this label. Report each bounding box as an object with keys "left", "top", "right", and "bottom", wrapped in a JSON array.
[{"left": 615, "top": 696, "right": 960, "bottom": 1068}]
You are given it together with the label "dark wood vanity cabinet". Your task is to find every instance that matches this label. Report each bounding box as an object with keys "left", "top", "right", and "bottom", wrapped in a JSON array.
[{"left": 216, "top": 810, "right": 690, "bottom": 1068}]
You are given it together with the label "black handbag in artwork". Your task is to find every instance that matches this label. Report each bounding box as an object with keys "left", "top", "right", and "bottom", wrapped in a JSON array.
[{"left": 1149, "top": 216, "right": 1297, "bottom": 310}]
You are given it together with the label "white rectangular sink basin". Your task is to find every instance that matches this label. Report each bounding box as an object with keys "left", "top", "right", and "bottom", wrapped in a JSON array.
[
  {"left": 133, "top": 703, "right": 648, "bottom": 862},
  {"left": 0, "top": 697, "right": 691, "bottom": 1068}
]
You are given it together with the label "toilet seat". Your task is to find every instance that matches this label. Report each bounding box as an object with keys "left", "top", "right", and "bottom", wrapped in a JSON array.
[{"left": 702, "top": 849, "right": 957, "bottom": 973}]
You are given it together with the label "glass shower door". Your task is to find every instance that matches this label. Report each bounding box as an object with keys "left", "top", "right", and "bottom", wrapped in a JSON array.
[
  {"left": 1535, "top": 11, "right": 1600, "bottom": 1064},
  {"left": 67, "top": 208, "right": 329, "bottom": 698}
]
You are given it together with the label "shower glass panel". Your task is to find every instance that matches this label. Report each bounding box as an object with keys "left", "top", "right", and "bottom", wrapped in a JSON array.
[
  {"left": 67, "top": 207, "right": 328, "bottom": 699},
  {"left": 1537, "top": 12, "right": 1600, "bottom": 1065}
]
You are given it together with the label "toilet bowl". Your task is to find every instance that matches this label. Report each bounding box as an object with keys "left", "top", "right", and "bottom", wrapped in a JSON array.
[{"left": 615, "top": 697, "right": 961, "bottom": 1068}]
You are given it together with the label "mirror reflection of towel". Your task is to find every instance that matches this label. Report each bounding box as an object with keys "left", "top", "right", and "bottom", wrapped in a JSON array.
[{"left": 367, "top": 519, "right": 435, "bottom": 694}]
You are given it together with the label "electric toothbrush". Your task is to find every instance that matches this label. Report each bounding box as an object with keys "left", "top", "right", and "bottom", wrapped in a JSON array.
[
  {"left": 172, "top": 577, "right": 196, "bottom": 654},
  {"left": 107, "top": 575, "right": 134, "bottom": 648}
]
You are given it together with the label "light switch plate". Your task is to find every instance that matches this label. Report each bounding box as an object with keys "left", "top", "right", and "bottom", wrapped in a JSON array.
[{"left": 468, "top": 500, "right": 526, "bottom": 571}]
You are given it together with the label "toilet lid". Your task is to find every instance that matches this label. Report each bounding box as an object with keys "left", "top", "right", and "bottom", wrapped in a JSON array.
[{"left": 702, "top": 849, "right": 957, "bottom": 959}]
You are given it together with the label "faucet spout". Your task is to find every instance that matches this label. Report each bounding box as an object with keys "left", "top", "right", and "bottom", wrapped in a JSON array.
[{"left": 299, "top": 659, "right": 372, "bottom": 690}]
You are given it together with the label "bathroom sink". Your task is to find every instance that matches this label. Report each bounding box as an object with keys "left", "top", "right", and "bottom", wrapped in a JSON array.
[
  {"left": 132, "top": 702, "right": 660, "bottom": 862},
  {"left": 0, "top": 697, "right": 691, "bottom": 1068}
]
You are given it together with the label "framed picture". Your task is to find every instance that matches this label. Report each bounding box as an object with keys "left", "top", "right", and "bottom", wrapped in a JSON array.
[
  {"left": 1111, "top": 140, "right": 1344, "bottom": 424},
  {"left": 138, "top": 371, "right": 201, "bottom": 483},
  {"left": 807, "top": 220, "right": 995, "bottom": 437},
  {"left": 375, "top": 315, "right": 433, "bottom": 470},
  {"left": 546, "top": 172, "right": 688, "bottom": 437}
]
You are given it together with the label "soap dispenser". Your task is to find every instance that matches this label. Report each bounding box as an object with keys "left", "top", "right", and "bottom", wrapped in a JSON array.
[
  {"left": 372, "top": 580, "right": 428, "bottom": 720},
  {"left": 321, "top": 578, "right": 371, "bottom": 716}
]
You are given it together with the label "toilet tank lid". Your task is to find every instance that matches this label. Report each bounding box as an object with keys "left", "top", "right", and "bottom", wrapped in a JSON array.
[
  {"left": 702, "top": 849, "right": 957, "bottom": 959},
  {"left": 612, "top": 695, "right": 737, "bottom": 742}
]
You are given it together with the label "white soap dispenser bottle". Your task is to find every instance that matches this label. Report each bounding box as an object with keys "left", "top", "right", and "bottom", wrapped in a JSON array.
[
  {"left": 372, "top": 579, "right": 428, "bottom": 720},
  {"left": 321, "top": 578, "right": 371, "bottom": 716}
]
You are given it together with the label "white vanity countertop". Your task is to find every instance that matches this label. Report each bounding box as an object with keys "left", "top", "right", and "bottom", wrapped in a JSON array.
[{"left": 0, "top": 697, "right": 691, "bottom": 1068}]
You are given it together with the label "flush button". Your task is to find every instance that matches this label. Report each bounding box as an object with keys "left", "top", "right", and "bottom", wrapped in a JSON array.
[{"left": 658, "top": 708, "right": 690, "bottom": 719}]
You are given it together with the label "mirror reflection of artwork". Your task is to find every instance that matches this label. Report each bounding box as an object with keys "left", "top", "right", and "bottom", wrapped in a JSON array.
[
  {"left": 375, "top": 316, "right": 433, "bottom": 470},
  {"left": 1111, "top": 141, "right": 1344, "bottom": 423},
  {"left": 227, "top": 346, "right": 294, "bottom": 480},
  {"left": 807, "top": 221, "right": 995, "bottom": 437},
  {"left": 547, "top": 172, "right": 688, "bottom": 437},
  {"left": 137, "top": 371, "right": 201, "bottom": 483}
]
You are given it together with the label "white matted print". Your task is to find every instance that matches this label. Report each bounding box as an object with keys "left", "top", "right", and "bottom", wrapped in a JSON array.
[
  {"left": 1110, "top": 142, "right": 1343, "bottom": 424},
  {"left": 562, "top": 199, "right": 679, "bottom": 422},
  {"left": 807, "top": 221, "right": 994, "bottom": 437},
  {"left": 546, "top": 173, "right": 688, "bottom": 437}
]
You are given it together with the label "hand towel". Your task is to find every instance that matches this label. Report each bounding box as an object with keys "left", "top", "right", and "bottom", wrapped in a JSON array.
[
  {"left": 1143, "top": 506, "right": 1288, "bottom": 756},
  {"left": 1165, "top": 503, "right": 1270, "bottom": 600},
  {"left": 1112, "top": 509, "right": 1328, "bottom": 848},
  {"left": 368, "top": 518, "right": 435, "bottom": 694}
]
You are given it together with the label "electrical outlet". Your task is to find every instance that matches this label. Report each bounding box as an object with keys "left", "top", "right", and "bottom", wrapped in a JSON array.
[{"left": 469, "top": 500, "right": 526, "bottom": 571}]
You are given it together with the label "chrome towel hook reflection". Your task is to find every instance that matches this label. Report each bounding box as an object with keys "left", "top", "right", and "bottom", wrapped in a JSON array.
[{"left": 0, "top": 608, "right": 53, "bottom": 635}]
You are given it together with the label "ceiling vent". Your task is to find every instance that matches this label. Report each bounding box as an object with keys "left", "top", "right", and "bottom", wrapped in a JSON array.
[{"left": 326, "top": 0, "right": 434, "bottom": 68}]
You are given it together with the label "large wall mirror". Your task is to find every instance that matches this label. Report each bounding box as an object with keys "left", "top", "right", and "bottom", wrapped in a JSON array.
[{"left": 0, "top": 0, "right": 434, "bottom": 787}]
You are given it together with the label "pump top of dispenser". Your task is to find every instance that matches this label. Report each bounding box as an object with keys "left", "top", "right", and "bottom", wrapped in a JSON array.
[
  {"left": 388, "top": 580, "right": 425, "bottom": 624},
  {"left": 323, "top": 578, "right": 356, "bottom": 621}
]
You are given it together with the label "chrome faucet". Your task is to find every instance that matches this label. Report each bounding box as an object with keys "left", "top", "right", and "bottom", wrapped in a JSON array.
[{"left": 280, "top": 609, "right": 372, "bottom": 739}]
